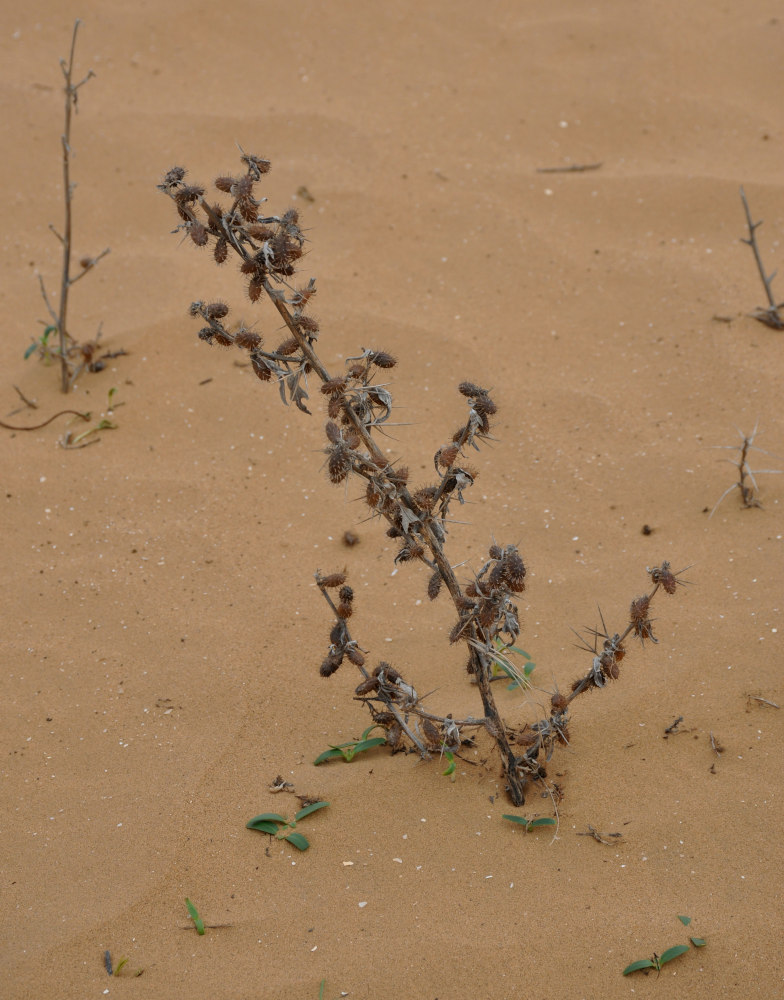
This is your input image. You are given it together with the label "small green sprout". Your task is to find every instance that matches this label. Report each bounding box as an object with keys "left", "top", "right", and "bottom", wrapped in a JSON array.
[
  {"left": 502, "top": 814, "right": 556, "bottom": 832},
  {"left": 489, "top": 640, "right": 536, "bottom": 690},
  {"left": 246, "top": 801, "right": 330, "bottom": 851},
  {"left": 442, "top": 750, "right": 456, "bottom": 779},
  {"left": 185, "top": 898, "right": 205, "bottom": 935},
  {"left": 623, "top": 916, "right": 705, "bottom": 976},
  {"left": 314, "top": 725, "right": 386, "bottom": 765},
  {"left": 113, "top": 957, "right": 129, "bottom": 976},
  {"left": 25, "top": 326, "right": 58, "bottom": 363}
]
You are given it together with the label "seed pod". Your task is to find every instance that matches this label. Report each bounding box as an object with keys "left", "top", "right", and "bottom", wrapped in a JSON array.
[
  {"left": 449, "top": 617, "right": 469, "bottom": 644},
  {"left": 205, "top": 301, "right": 229, "bottom": 320},
  {"left": 190, "top": 222, "right": 208, "bottom": 246},
  {"left": 339, "top": 585, "right": 354, "bottom": 604},
  {"left": 355, "top": 675, "right": 379, "bottom": 696},
  {"left": 275, "top": 337, "right": 300, "bottom": 356},
  {"left": 437, "top": 444, "right": 460, "bottom": 469},
  {"left": 297, "top": 315, "right": 320, "bottom": 334},
  {"left": 458, "top": 381, "right": 487, "bottom": 398},
  {"left": 427, "top": 571, "right": 442, "bottom": 601},
  {"left": 320, "top": 654, "right": 342, "bottom": 677},
  {"left": 235, "top": 329, "right": 261, "bottom": 351},
  {"left": 336, "top": 601, "right": 353, "bottom": 619},
  {"left": 248, "top": 276, "right": 263, "bottom": 302},
  {"left": 250, "top": 351, "right": 272, "bottom": 381},
  {"left": 502, "top": 550, "right": 527, "bottom": 593},
  {"left": 214, "top": 175, "right": 236, "bottom": 192},
  {"left": 369, "top": 350, "right": 397, "bottom": 369},
  {"left": 422, "top": 719, "right": 441, "bottom": 747},
  {"left": 472, "top": 395, "right": 497, "bottom": 417},
  {"left": 321, "top": 378, "right": 347, "bottom": 396},
  {"left": 550, "top": 692, "right": 568, "bottom": 712},
  {"left": 319, "top": 572, "right": 347, "bottom": 589},
  {"left": 488, "top": 543, "right": 502, "bottom": 560},
  {"left": 328, "top": 446, "right": 351, "bottom": 484},
  {"left": 346, "top": 646, "right": 365, "bottom": 667},
  {"left": 213, "top": 237, "right": 229, "bottom": 264}
]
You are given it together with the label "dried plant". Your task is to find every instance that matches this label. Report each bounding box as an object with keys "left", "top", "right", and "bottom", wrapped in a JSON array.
[
  {"left": 709, "top": 422, "right": 783, "bottom": 517},
  {"left": 32, "top": 20, "right": 114, "bottom": 392},
  {"left": 161, "top": 152, "right": 684, "bottom": 805},
  {"left": 739, "top": 187, "right": 784, "bottom": 330}
]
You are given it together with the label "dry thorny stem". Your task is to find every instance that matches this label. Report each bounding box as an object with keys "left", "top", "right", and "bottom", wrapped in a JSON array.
[
  {"left": 36, "top": 19, "right": 112, "bottom": 393},
  {"left": 709, "top": 421, "right": 783, "bottom": 518},
  {"left": 161, "top": 153, "right": 685, "bottom": 806},
  {"left": 740, "top": 187, "right": 784, "bottom": 330}
]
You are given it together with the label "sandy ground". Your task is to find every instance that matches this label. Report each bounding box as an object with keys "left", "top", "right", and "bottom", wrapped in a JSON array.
[{"left": 2, "top": 1, "right": 783, "bottom": 997}]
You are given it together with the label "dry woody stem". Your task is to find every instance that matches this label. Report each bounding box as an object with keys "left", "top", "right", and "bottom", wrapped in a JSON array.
[
  {"left": 36, "top": 20, "right": 111, "bottom": 392},
  {"left": 161, "top": 152, "right": 685, "bottom": 805}
]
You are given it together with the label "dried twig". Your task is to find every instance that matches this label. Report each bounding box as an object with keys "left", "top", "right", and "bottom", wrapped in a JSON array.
[
  {"left": 36, "top": 20, "right": 111, "bottom": 392},
  {"left": 536, "top": 162, "right": 602, "bottom": 174},
  {"left": 709, "top": 422, "right": 783, "bottom": 517},
  {"left": 577, "top": 825, "right": 622, "bottom": 845},
  {"left": 0, "top": 409, "right": 90, "bottom": 431},
  {"left": 739, "top": 187, "right": 784, "bottom": 330}
]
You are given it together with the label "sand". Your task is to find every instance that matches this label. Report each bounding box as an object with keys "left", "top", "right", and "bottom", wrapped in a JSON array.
[{"left": 2, "top": 1, "right": 782, "bottom": 997}]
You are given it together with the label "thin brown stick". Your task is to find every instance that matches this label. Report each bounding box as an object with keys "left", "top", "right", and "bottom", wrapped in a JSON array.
[
  {"left": 739, "top": 187, "right": 784, "bottom": 330},
  {"left": 0, "top": 409, "right": 90, "bottom": 431},
  {"left": 536, "top": 162, "right": 603, "bottom": 174}
]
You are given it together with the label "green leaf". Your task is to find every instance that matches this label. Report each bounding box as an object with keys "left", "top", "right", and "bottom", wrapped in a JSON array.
[
  {"left": 113, "top": 957, "right": 129, "bottom": 976},
  {"left": 314, "top": 747, "right": 345, "bottom": 765},
  {"left": 502, "top": 814, "right": 556, "bottom": 832},
  {"left": 284, "top": 831, "right": 310, "bottom": 851},
  {"left": 502, "top": 813, "right": 533, "bottom": 826},
  {"left": 246, "top": 812, "right": 287, "bottom": 827},
  {"left": 690, "top": 937, "right": 706, "bottom": 947},
  {"left": 348, "top": 737, "right": 386, "bottom": 757},
  {"left": 508, "top": 645, "right": 532, "bottom": 659},
  {"left": 294, "top": 801, "right": 330, "bottom": 822},
  {"left": 524, "top": 661, "right": 536, "bottom": 676},
  {"left": 360, "top": 725, "right": 382, "bottom": 740},
  {"left": 247, "top": 820, "right": 281, "bottom": 835},
  {"left": 622, "top": 959, "right": 657, "bottom": 976},
  {"left": 442, "top": 751, "right": 456, "bottom": 776},
  {"left": 677, "top": 914, "right": 692, "bottom": 926},
  {"left": 659, "top": 944, "right": 690, "bottom": 966},
  {"left": 185, "top": 898, "right": 205, "bottom": 935},
  {"left": 24, "top": 341, "right": 39, "bottom": 360}
]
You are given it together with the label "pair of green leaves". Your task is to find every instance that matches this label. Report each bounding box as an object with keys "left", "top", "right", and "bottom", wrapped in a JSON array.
[
  {"left": 502, "top": 814, "right": 556, "bottom": 832},
  {"left": 488, "top": 641, "right": 536, "bottom": 690},
  {"left": 246, "top": 801, "right": 330, "bottom": 851},
  {"left": 314, "top": 725, "right": 386, "bottom": 765},
  {"left": 623, "top": 916, "right": 706, "bottom": 976}
]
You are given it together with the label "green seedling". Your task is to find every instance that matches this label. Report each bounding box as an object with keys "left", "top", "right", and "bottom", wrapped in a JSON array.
[
  {"left": 623, "top": 916, "right": 705, "bottom": 975},
  {"left": 623, "top": 946, "right": 690, "bottom": 976},
  {"left": 185, "top": 898, "right": 205, "bottom": 935},
  {"left": 113, "top": 957, "right": 129, "bottom": 976},
  {"left": 441, "top": 750, "right": 456, "bottom": 779},
  {"left": 246, "top": 800, "right": 329, "bottom": 851},
  {"left": 25, "top": 326, "right": 57, "bottom": 364},
  {"left": 489, "top": 640, "right": 536, "bottom": 690},
  {"left": 502, "top": 814, "right": 556, "bottom": 832},
  {"left": 314, "top": 725, "right": 386, "bottom": 765}
]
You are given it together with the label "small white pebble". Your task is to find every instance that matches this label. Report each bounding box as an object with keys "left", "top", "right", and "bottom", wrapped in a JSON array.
[
  {"left": 393, "top": 858, "right": 402, "bottom": 863},
  {"left": 358, "top": 901, "right": 367, "bottom": 908},
  {"left": 342, "top": 861, "right": 354, "bottom": 866}
]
